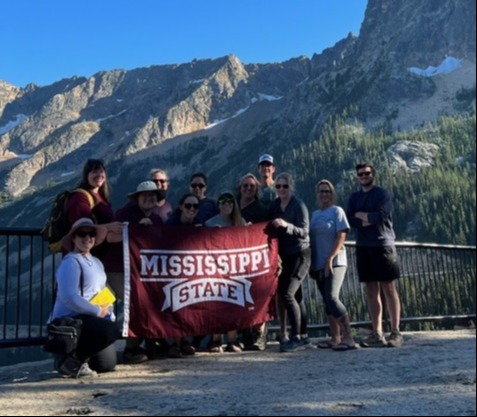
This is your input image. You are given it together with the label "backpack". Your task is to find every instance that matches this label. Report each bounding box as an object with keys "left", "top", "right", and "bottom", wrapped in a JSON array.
[{"left": 41, "top": 189, "right": 95, "bottom": 253}]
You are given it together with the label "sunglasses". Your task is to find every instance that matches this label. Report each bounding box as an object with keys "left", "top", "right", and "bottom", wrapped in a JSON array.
[
  {"left": 357, "top": 171, "right": 372, "bottom": 177},
  {"left": 218, "top": 198, "right": 234, "bottom": 205},
  {"left": 75, "top": 230, "right": 97, "bottom": 238},
  {"left": 184, "top": 203, "right": 200, "bottom": 210},
  {"left": 190, "top": 183, "right": 206, "bottom": 189},
  {"left": 241, "top": 183, "right": 256, "bottom": 189},
  {"left": 152, "top": 179, "right": 168, "bottom": 185},
  {"left": 319, "top": 190, "right": 331, "bottom": 194},
  {"left": 275, "top": 184, "right": 290, "bottom": 190}
]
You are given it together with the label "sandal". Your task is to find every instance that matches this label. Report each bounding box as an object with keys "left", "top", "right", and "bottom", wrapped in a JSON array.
[
  {"left": 317, "top": 340, "right": 337, "bottom": 349},
  {"left": 332, "top": 342, "right": 358, "bottom": 351}
]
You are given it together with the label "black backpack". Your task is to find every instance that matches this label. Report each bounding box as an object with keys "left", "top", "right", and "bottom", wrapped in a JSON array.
[{"left": 41, "top": 189, "right": 95, "bottom": 253}]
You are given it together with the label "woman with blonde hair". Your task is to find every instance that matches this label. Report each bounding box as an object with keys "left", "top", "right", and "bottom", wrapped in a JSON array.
[
  {"left": 310, "top": 179, "right": 356, "bottom": 350},
  {"left": 237, "top": 173, "right": 269, "bottom": 224},
  {"left": 269, "top": 173, "right": 311, "bottom": 352}
]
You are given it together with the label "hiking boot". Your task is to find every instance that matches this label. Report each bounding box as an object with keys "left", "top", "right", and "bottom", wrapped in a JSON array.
[
  {"left": 387, "top": 329, "right": 404, "bottom": 348},
  {"left": 123, "top": 347, "right": 149, "bottom": 364},
  {"left": 360, "top": 331, "right": 388, "bottom": 348},
  {"left": 280, "top": 336, "right": 304, "bottom": 352},
  {"left": 56, "top": 356, "right": 97, "bottom": 378}
]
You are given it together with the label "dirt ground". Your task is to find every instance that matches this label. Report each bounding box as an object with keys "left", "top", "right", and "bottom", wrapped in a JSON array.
[{"left": 0, "top": 330, "right": 475, "bottom": 416}]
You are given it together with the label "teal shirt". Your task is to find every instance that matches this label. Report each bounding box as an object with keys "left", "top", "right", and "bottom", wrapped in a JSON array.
[{"left": 260, "top": 184, "right": 276, "bottom": 208}]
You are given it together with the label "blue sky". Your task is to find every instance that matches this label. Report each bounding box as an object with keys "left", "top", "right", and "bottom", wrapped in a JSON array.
[{"left": 0, "top": 0, "right": 367, "bottom": 87}]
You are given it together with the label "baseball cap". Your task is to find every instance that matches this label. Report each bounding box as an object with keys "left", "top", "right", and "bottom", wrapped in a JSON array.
[{"left": 258, "top": 154, "right": 274, "bottom": 165}]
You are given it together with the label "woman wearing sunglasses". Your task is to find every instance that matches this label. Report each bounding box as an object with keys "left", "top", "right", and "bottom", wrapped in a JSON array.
[
  {"left": 237, "top": 173, "right": 270, "bottom": 224},
  {"left": 189, "top": 173, "right": 218, "bottom": 224},
  {"left": 205, "top": 192, "right": 246, "bottom": 353},
  {"left": 269, "top": 173, "right": 311, "bottom": 353},
  {"left": 49, "top": 218, "right": 120, "bottom": 378},
  {"left": 310, "top": 180, "right": 356, "bottom": 351},
  {"left": 166, "top": 193, "right": 202, "bottom": 227},
  {"left": 205, "top": 192, "right": 246, "bottom": 228},
  {"left": 165, "top": 193, "right": 202, "bottom": 356}
]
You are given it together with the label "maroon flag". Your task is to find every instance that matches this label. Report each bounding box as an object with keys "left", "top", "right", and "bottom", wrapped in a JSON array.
[{"left": 123, "top": 223, "right": 279, "bottom": 339}]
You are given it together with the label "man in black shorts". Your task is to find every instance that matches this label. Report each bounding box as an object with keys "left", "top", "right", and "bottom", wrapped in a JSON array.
[{"left": 347, "top": 163, "right": 403, "bottom": 348}]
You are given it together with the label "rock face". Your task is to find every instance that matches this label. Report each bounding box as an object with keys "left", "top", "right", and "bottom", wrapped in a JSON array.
[
  {"left": 387, "top": 141, "right": 440, "bottom": 172},
  {"left": 0, "top": 0, "right": 475, "bottom": 198}
]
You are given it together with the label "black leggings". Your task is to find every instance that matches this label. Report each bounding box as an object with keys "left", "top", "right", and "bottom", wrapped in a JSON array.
[
  {"left": 76, "top": 315, "right": 120, "bottom": 372},
  {"left": 278, "top": 249, "right": 311, "bottom": 336}
]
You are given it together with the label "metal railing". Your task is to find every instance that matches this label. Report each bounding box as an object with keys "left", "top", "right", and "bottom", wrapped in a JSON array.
[{"left": 1, "top": 227, "right": 476, "bottom": 348}]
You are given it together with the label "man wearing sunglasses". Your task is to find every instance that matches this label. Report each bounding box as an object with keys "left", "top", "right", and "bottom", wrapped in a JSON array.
[
  {"left": 347, "top": 163, "right": 403, "bottom": 348},
  {"left": 150, "top": 169, "right": 173, "bottom": 223}
]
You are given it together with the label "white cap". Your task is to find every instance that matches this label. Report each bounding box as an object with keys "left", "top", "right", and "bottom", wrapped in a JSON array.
[
  {"left": 258, "top": 154, "right": 274, "bottom": 165},
  {"left": 128, "top": 181, "right": 162, "bottom": 198}
]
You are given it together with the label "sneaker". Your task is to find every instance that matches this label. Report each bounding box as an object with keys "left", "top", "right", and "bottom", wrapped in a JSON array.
[
  {"left": 280, "top": 336, "right": 304, "bottom": 352},
  {"left": 387, "top": 329, "right": 404, "bottom": 348},
  {"left": 76, "top": 363, "right": 98, "bottom": 378},
  {"left": 209, "top": 341, "right": 224, "bottom": 353},
  {"left": 168, "top": 345, "right": 183, "bottom": 358},
  {"left": 247, "top": 330, "right": 267, "bottom": 351},
  {"left": 145, "top": 339, "right": 170, "bottom": 359},
  {"left": 241, "top": 328, "right": 255, "bottom": 351},
  {"left": 56, "top": 356, "right": 97, "bottom": 378},
  {"left": 300, "top": 336, "right": 312, "bottom": 346},
  {"left": 278, "top": 334, "right": 290, "bottom": 345},
  {"left": 360, "top": 331, "right": 388, "bottom": 348},
  {"left": 123, "top": 347, "right": 149, "bottom": 364},
  {"left": 225, "top": 342, "right": 243, "bottom": 353},
  {"left": 180, "top": 341, "right": 196, "bottom": 356}
]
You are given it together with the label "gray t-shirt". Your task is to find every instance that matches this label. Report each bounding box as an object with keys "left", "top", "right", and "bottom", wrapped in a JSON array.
[
  {"left": 205, "top": 215, "right": 246, "bottom": 227},
  {"left": 310, "top": 205, "right": 350, "bottom": 270}
]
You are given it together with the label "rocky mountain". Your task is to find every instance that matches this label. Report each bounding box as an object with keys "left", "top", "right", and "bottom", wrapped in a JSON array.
[{"left": 0, "top": 0, "right": 475, "bottom": 236}]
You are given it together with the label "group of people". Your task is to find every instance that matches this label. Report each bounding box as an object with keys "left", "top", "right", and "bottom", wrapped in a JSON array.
[{"left": 48, "top": 155, "right": 403, "bottom": 378}]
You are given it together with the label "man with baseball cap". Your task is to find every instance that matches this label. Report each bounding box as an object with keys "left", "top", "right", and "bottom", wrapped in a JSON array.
[{"left": 258, "top": 154, "right": 277, "bottom": 208}]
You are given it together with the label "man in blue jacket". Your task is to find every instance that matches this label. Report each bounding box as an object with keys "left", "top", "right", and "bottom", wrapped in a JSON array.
[{"left": 347, "top": 163, "right": 403, "bottom": 348}]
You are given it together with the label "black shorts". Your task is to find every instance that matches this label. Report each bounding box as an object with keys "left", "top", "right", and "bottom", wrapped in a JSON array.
[{"left": 356, "top": 246, "right": 400, "bottom": 283}]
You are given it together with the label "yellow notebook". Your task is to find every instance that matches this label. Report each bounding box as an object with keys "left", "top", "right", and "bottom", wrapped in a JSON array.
[{"left": 90, "top": 286, "right": 116, "bottom": 306}]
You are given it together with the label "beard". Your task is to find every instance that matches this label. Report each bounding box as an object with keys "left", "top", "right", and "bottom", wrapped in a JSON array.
[{"left": 157, "top": 189, "right": 167, "bottom": 202}]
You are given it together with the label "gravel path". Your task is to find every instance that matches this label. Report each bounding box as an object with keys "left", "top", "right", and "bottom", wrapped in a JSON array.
[{"left": 0, "top": 330, "right": 475, "bottom": 416}]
